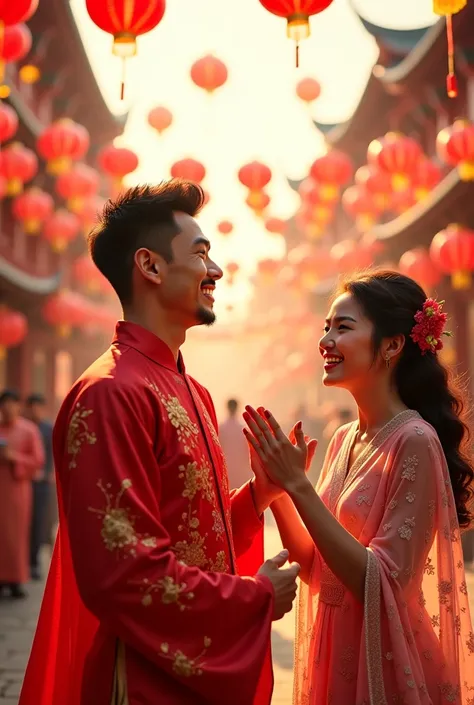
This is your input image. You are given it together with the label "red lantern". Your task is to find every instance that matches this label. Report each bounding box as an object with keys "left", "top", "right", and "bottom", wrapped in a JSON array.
[
  {"left": 238, "top": 161, "right": 272, "bottom": 191},
  {"left": 42, "top": 290, "right": 86, "bottom": 337},
  {"left": 265, "top": 217, "right": 287, "bottom": 235},
  {"left": 0, "top": 23, "right": 32, "bottom": 84},
  {"left": 245, "top": 190, "right": 270, "bottom": 217},
  {"left": 412, "top": 159, "right": 442, "bottom": 201},
  {"left": 72, "top": 255, "right": 106, "bottom": 293},
  {"left": 0, "top": 141, "right": 37, "bottom": 196},
  {"left": 389, "top": 189, "right": 417, "bottom": 216},
  {"left": 258, "top": 0, "right": 334, "bottom": 66},
  {"left": 76, "top": 195, "right": 106, "bottom": 235},
  {"left": 430, "top": 223, "right": 474, "bottom": 290},
  {"left": 190, "top": 55, "right": 228, "bottom": 94},
  {"left": 297, "top": 198, "right": 333, "bottom": 226},
  {"left": 97, "top": 144, "right": 139, "bottom": 192},
  {"left": 0, "top": 0, "right": 38, "bottom": 25},
  {"left": 0, "top": 306, "right": 27, "bottom": 358},
  {"left": 257, "top": 258, "right": 281, "bottom": 284},
  {"left": 288, "top": 244, "right": 330, "bottom": 287},
  {"left": 330, "top": 239, "right": 373, "bottom": 273},
  {"left": 0, "top": 102, "right": 18, "bottom": 143},
  {"left": 37, "top": 119, "right": 90, "bottom": 175},
  {"left": 43, "top": 209, "right": 80, "bottom": 253},
  {"left": 342, "top": 185, "right": 380, "bottom": 232},
  {"left": 85, "top": 0, "right": 166, "bottom": 99},
  {"left": 367, "top": 132, "right": 423, "bottom": 192},
  {"left": 355, "top": 165, "right": 393, "bottom": 211},
  {"left": 147, "top": 106, "right": 172, "bottom": 135},
  {"left": 296, "top": 77, "right": 321, "bottom": 104},
  {"left": 12, "top": 187, "right": 54, "bottom": 234},
  {"left": 436, "top": 119, "right": 474, "bottom": 181},
  {"left": 309, "top": 150, "right": 353, "bottom": 201},
  {"left": 433, "top": 0, "right": 466, "bottom": 97},
  {"left": 217, "top": 220, "right": 233, "bottom": 235},
  {"left": 399, "top": 248, "right": 442, "bottom": 290},
  {"left": 170, "top": 158, "right": 206, "bottom": 184},
  {"left": 56, "top": 163, "right": 100, "bottom": 212},
  {"left": 226, "top": 261, "right": 239, "bottom": 285}
]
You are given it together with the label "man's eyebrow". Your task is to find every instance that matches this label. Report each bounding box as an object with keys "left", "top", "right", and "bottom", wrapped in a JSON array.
[{"left": 193, "top": 236, "right": 211, "bottom": 250}]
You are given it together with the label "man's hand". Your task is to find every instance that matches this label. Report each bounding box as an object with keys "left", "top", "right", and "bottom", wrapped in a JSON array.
[{"left": 257, "top": 549, "right": 300, "bottom": 620}]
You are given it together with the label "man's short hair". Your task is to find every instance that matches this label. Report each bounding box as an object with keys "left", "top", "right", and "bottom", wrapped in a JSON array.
[
  {"left": 88, "top": 180, "right": 205, "bottom": 305},
  {"left": 227, "top": 398, "right": 238, "bottom": 412},
  {"left": 26, "top": 394, "right": 46, "bottom": 406},
  {"left": 0, "top": 389, "right": 20, "bottom": 404}
]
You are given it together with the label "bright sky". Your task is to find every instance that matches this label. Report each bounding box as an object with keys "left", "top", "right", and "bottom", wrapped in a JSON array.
[{"left": 72, "top": 0, "right": 437, "bottom": 318}]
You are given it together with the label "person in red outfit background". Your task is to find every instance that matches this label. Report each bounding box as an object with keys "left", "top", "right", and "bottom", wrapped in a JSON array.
[{"left": 20, "top": 180, "right": 303, "bottom": 705}]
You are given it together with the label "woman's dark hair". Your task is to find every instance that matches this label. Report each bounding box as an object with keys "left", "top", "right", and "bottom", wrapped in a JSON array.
[{"left": 340, "top": 269, "right": 473, "bottom": 528}]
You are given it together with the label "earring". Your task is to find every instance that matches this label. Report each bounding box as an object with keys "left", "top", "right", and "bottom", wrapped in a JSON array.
[{"left": 385, "top": 356, "right": 391, "bottom": 369}]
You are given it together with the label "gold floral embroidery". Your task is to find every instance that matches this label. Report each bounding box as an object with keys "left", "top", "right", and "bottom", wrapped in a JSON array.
[
  {"left": 211, "top": 509, "right": 225, "bottom": 539},
  {"left": 424, "top": 557, "right": 435, "bottom": 575},
  {"left": 210, "top": 550, "right": 229, "bottom": 573},
  {"left": 467, "top": 632, "right": 474, "bottom": 654},
  {"left": 431, "top": 614, "right": 440, "bottom": 628},
  {"left": 405, "top": 491, "right": 416, "bottom": 503},
  {"left": 460, "top": 581, "right": 468, "bottom": 595},
  {"left": 383, "top": 522, "right": 392, "bottom": 532},
  {"left": 88, "top": 479, "right": 157, "bottom": 557},
  {"left": 397, "top": 517, "right": 415, "bottom": 540},
  {"left": 439, "top": 682, "right": 460, "bottom": 702},
  {"left": 388, "top": 499, "right": 398, "bottom": 510},
  {"left": 438, "top": 580, "right": 453, "bottom": 605},
  {"left": 179, "top": 460, "right": 215, "bottom": 504},
  {"left": 160, "top": 636, "right": 211, "bottom": 677},
  {"left": 401, "top": 455, "right": 418, "bottom": 482},
  {"left": 173, "top": 531, "right": 208, "bottom": 568},
  {"left": 67, "top": 404, "right": 97, "bottom": 469},
  {"left": 414, "top": 426, "right": 424, "bottom": 435},
  {"left": 356, "top": 495, "right": 371, "bottom": 506},
  {"left": 148, "top": 382, "right": 200, "bottom": 454},
  {"left": 141, "top": 576, "right": 194, "bottom": 611}
]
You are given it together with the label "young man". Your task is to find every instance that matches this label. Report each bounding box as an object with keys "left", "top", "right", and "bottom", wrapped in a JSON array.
[
  {"left": 20, "top": 181, "right": 301, "bottom": 705},
  {"left": 219, "top": 398, "right": 252, "bottom": 489},
  {"left": 24, "top": 394, "right": 55, "bottom": 580},
  {"left": 0, "top": 390, "right": 44, "bottom": 598}
]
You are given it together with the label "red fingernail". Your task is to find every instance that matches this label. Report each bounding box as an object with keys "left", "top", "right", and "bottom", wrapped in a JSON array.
[{"left": 264, "top": 410, "right": 271, "bottom": 418}]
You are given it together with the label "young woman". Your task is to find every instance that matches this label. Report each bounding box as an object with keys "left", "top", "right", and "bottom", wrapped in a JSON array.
[{"left": 244, "top": 271, "right": 474, "bottom": 705}]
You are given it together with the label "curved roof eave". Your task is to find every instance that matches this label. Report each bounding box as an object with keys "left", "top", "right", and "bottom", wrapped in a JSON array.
[
  {"left": 356, "top": 15, "right": 432, "bottom": 56},
  {"left": 0, "top": 257, "right": 61, "bottom": 295}
]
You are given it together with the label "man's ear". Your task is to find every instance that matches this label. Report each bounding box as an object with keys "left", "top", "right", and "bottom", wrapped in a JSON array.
[{"left": 134, "top": 248, "right": 162, "bottom": 284}]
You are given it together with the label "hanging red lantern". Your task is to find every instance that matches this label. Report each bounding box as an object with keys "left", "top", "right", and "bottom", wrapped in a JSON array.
[
  {"left": 238, "top": 161, "right": 272, "bottom": 191},
  {"left": 399, "top": 248, "right": 442, "bottom": 290},
  {"left": 72, "top": 255, "right": 106, "bottom": 293},
  {"left": 389, "top": 188, "right": 417, "bottom": 216},
  {"left": 226, "top": 261, "right": 240, "bottom": 285},
  {"left": 258, "top": 0, "right": 334, "bottom": 66},
  {"left": 76, "top": 195, "right": 106, "bottom": 235},
  {"left": 296, "top": 77, "right": 321, "bottom": 104},
  {"left": 147, "top": 106, "right": 173, "bottom": 135},
  {"left": 430, "top": 223, "right": 474, "bottom": 290},
  {"left": 330, "top": 238, "right": 373, "bottom": 273},
  {"left": 43, "top": 210, "right": 80, "bottom": 253},
  {"left": 0, "top": 306, "right": 27, "bottom": 359},
  {"left": 0, "top": 0, "right": 38, "bottom": 25},
  {"left": 217, "top": 220, "right": 233, "bottom": 235},
  {"left": 309, "top": 150, "right": 353, "bottom": 201},
  {"left": 190, "top": 55, "right": 228, "bottom": 94},
  {"left": 42, "top": 290, "right": 86, "bottom": 337},
  {"left": 355, "top": 165, "right": 393, "bottom": 211},
  {"left": 170, "top": 158, "right": 206, "bottom": 183},
  {"left": 257, "top": 258, "right": 281, "bottom": 285},
  {"left": 265, "top": 217, "right": 287, "bottom": 235},
  {"left": 0, "top": 23, "right": 32, "bottom": 84},
  {"left": 436, "top": 119, "right": 474, "bottom": 181},
  {"left": 0, "top": 102, "right": 18, "bottom": 143},
  {"left": 12, "top": 187, "right": 54, "bottom": 234},
  {"left": 245, "top": 190, "right": 270, "bottom": 217},
  {"left": 412, "top": 159, "right": 442, "bottom": 201},
  {"left": 0, "top": 142, "right": 37, "bottom": 196},
  {"left": 342, "top": 185, "right": 380, "bottom": 232},
  {"left": 368, "top": 132, "right": 423, "bottom": 192},
  {"left": 37, "top": 119, "right": 90, "bottom": 175},
  {"left": 85, "top": 0, "right": 166, "bottom": 99},
  {"left": 433, "top": 0, "right": 466, "bottom": 97},
  {"left": 56, "top": 163, "right": 100, "bottom": 213},
  {"left": 97, "top": 144, "right": 139, "bottom": 192}
]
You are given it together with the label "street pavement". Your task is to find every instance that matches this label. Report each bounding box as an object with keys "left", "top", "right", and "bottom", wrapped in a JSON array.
[{"left": 1, "top": 529, "right": 473, "bottom": 705}]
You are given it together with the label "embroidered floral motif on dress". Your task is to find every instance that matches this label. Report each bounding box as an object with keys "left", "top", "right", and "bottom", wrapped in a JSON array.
[
  {"left": 88, "top": 479, "right": 157, "bottom": 557},
  {"left": 401, "top": 454, "right": 418, "bottom": 482},
  {"left": 159, "top": 636, "right": 211, "bottom": 677},
  {"left": 67, "top": 404, "right": 97, "bottom": 469},
  {"left": 397, "top": 517, "right": 416, "bottom": 540},
  {"left": 140, "top": 576, "right": 194, "bottom": 611}
]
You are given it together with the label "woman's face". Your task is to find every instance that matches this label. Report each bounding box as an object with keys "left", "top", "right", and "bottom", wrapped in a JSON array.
[{"left": 319, "top": 292, "right": 383, "bottom": 391}]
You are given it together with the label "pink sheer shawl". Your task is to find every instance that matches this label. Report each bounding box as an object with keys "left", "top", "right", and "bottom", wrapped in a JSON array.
[{"left": 294, "top": 411, "right": 474, "bottom": 705}]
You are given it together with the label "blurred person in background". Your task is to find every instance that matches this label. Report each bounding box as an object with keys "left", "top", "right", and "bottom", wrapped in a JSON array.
[
  {"left": 24, "top": 394, "right": 55, "bottom": 581},
  {"left": 219, "top": 398, "right": 252, "bottom": 489},
  {"left": 0, "top": 390, "right": 44, "bottom": 598}
]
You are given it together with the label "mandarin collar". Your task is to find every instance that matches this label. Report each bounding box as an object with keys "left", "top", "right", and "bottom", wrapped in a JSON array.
[{"left": 113, "top": 321, "right": 186, "bottom": 374}]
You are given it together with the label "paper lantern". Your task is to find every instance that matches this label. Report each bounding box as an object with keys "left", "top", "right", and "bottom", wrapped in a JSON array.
[
  {"left": 0, "top": 23, "right": 32, "bottom": 84},
  {"left": 342, "top": 185, "right": 380, "bottom": 232},
  {"left": 217, "top": 220, "right": 233, "bottom": 235},
  {"left": 355, "top": 165, "right": 393, "bottom": 211},
  {"left": 43, "top": 210, "right": 80, "bottom": 253},
  {"left": 430, "top": 223, "right": 474, "bottom": 289},
  {"left": 170, "top": 158, "right": 206, "bottom": 183},
  {"left": 72, "top": 255, "right": 106, "bottom": 293},
  {"left": 412, "top": 159, "right": 442, "bottom": 201},
  {"left": 37, "top": 119, "right": 90, "bottom": 175},
  {"left": 0, "top": 102, "right": 18, "bottom": 143},
  {"left": 97, "top": 144, "right": 138, "bottom": 193},
  {"left": 56, "top": 163, "right": 100, "bottom": 212},
  {"left": 226, "top": 261, "right": 239, "bottom": 285},
  {"left": 85, "top": 0, "right": 166, "bottom": 98},
  {"left": 296, "top": 77, "right": 321, "bottom": 104},
  {"left": 433, "top": 0, "right": 467, "bottom": 97},
  {"left": 42, "top": 290, "right": 86, "bottom": 337},
  {"left": 12, "top": 187, "right": 54, "bottom": 234},
  {"left": 436, "top": 119, "right": 474, "bottom": 181},
  {"left": 245, "top": 190, "right": 270, "bottom": 217},
  {"left": 309, "top": 150, "right": 353, "bottom": 201},
  {"left": 330, "top": 239, "right": 373, "bottom": 273},
  {"left": 147, "top": 106, "right": 172, "bottom": 135},
  {"left": 368, "top": 132, "right": 423, "bottom": 192},
  {"left": 76, "top": 196, "right": 106, "bottom": 235},
  {"left": 190, "top": 55, "right": 228, "bottom": 94},
  {"left": 399, "top": 248, "right": 442, "bottom": 290},
  {"left": 265, "top": 217, "right": 287, "bottom": 235},
  {"left": 238, "top": 161, "right": 272, "bottom": 191},
  {"left": 0, "top": 0, "right": 38, "bottom": 25},
  {"left": 0, "top": 142, "right": 37, "bottom": 196},
  {"left": 258, "top": 0, "right": 334, "bottom": 65},
  {"left": 0, "top": 307, "right": 27, "bottom": 358}
]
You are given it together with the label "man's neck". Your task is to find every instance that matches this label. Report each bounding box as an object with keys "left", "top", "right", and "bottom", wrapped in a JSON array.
[{"left": 123, "top": 308, "right": 186, "bottom": 360}]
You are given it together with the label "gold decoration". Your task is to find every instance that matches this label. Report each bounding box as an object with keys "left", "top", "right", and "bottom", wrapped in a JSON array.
[
  {"left": 67, "top": 403, "right": 97, "bottom": 469},
  {"left": 433, "top": 0, "right": 466, "bottom": 14},
  {"left": 159, "top": 636, "right": 211, "bottom": 677},
  {"left": 141, "top": 576, "right": 194, "bottom": 611}
]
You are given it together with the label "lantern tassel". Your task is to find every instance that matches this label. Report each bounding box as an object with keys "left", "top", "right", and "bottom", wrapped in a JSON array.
[
  {"left": 295, "top": 42, "right": 299, "bottom": 69},
  {"left": 120, "top": 57, "right": 126, "bottom": 101},
  {"left": 445, "top": 14, "right": 458, "bottom": 98}
]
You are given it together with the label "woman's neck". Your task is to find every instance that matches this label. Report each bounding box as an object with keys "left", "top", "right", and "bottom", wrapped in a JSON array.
[{"left": 352, "top": 380, "right": 408, "bottom": 435}]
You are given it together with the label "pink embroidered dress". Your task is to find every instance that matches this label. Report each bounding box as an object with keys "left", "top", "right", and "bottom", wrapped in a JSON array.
[{"left": 294, "top": 410, "right": 474, "bottom": 705}]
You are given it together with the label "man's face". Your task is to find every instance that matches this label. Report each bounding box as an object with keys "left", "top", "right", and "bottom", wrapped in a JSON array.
[
  {"left": 156, "top": 212, "right": 223, "bottom": 328},
  {"left": 1, "top": 399, "right": 21, "bottom": 424},
  {"left": 29, "top": 402, "right": 45, "bottom": 422}
]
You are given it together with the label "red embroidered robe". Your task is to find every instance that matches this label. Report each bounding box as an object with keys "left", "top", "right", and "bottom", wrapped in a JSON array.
[{"left": 20, "top": 322, "right": 274, "bottom": 705}]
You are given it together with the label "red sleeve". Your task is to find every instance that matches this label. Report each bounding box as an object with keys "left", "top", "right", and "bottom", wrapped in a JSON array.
[
  {"left": 230, "top": 481, "right": 264, "bottom": 558},
  {"left": 58, "top": 380, "right": 273, "bottom": 705},
  {"left": 11, "top": 424, "right": 45, "bottom": 480}
]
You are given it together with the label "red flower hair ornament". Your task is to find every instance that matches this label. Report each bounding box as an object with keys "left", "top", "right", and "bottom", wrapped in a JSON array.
[{"left": 410, "top": 298, "right": 452, "bottom": 355}]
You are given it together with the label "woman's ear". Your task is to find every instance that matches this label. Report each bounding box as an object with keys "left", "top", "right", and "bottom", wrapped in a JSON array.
[{"left": 384, "top": 334, "right": 406, "bottom": 363}]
